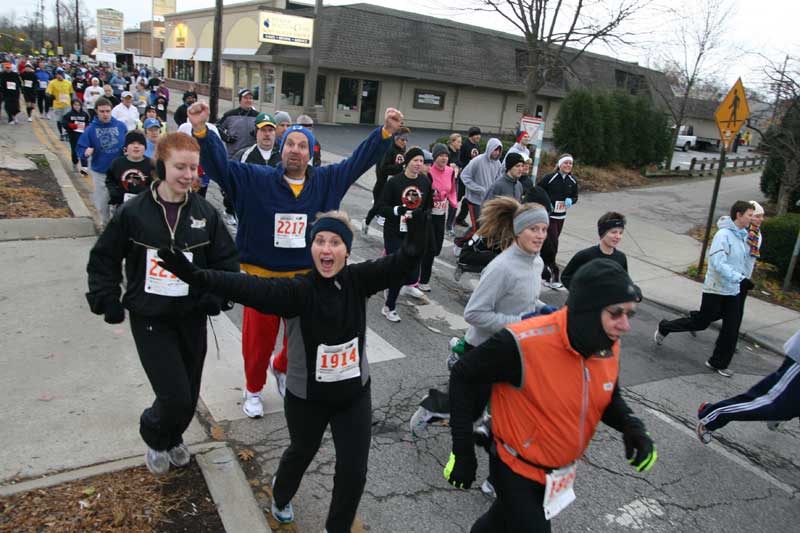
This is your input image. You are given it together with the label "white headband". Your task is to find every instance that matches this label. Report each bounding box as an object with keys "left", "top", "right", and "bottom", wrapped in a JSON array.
[{"left": 558, "top": 156, "right": 573, "bottom": 168}]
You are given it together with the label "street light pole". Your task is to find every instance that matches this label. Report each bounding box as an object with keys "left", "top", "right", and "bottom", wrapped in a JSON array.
[
  {"left": 75, "top": 0, "right": 80, "bottom": 55},
  {"left": 55, "top": 1, "right": 62, "bottom": 53},
  {"left": 209, "top": 0, "right": 223, "bottom": 122}
]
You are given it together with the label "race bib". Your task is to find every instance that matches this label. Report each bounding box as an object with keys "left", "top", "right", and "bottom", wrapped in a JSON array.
[
  {"left": 543, "top": 463, "right": 577, "bottom": 520},
  {"left": 274, "top": 213, "right": 307, "bottom": 248},
  {"left": 39, "top": 80, "right": 48, "bottom": 89},
  {"left": 553, "top": 200, "right": 566, "bottom": 214},
  {"left": 315, "top": 337, "right": 361, "bottom": 383},
  {"left": 23, "top": 80, "right": 33, "bottom": 88},
  {"left": 432, "top": 199, "right": 448, "bottom": 216},
  {"left": 115, "top": 84, "right": 124, "bottom": 90},
  {"left": 58, "top": 93, "right": 68, "bottom": 103},
  {"left": 144, "top": 249, "right": 193, "bottom": 297},
  {"left": 123, "top": 193, "right": 137, "bottom": 203},
  {"left": 6, "top": 81, "right": 16, "bottom": 90},
  {"left": 399, "top": 213, "right": 410, "bottom": 233},
  {"left": 157, "top": 104, "right": 164, "bottom": 111}
]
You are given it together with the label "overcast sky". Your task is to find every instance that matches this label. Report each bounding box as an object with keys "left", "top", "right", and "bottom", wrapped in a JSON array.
[{"left": 11, "top": 0, "right": 799, "bottom": 93}]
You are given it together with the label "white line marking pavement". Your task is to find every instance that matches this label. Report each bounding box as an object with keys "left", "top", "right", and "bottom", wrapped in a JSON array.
[{"left": 644, "top": 407, "right": 795, "bottom": 495}]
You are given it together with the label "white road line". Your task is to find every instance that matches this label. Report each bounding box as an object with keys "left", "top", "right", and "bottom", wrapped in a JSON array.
[{"left": 644, "top": 407, "right": 795, "bottom": 495}]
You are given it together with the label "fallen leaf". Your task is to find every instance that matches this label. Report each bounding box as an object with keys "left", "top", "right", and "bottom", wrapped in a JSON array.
[
  {"left": 238, "top": 449, "right": 256, "bottom": 461},
  {"left": 78, "top": 499, "right": 91, "bottom": 509},
  {"left": 113, "top": 508, "right": 125, "bottom": 526},
  {"left": 210, "top": 426, "right": 225, "bottom": 440},
  {"left": 81, "top": 487, "right": 96, "bottom": 496},
  {"left": 248, "top": 478, "right": 260, "bottom": 486},
  {"left": 37, "top": 394, "right": 54, "bottom": 402}
]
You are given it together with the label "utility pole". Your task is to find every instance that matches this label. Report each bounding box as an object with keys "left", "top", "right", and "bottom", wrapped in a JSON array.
[
  {"left": 55, "top": 1, "right": 62, "bottom": 53},
  {"left": 150, "top": 0, "right": 155, "bottom": 70},
  {"left": 303, "top": 0, "right": 322, "bottom": 120},
  {"left": 209, "top": 0, "right": 223, "bottom": 122},
  {"left": 75, "top": 0, "right": 80, "bottom": 54}
]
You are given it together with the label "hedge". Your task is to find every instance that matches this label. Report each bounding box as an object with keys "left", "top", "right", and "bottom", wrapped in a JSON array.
[{"left": 760, "top": 213, "right": 800, "bottom": 283}]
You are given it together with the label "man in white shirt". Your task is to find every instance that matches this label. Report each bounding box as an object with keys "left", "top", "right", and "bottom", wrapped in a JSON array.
[{"left": 111, "top": 91, "right": 140, "bottom": 131}]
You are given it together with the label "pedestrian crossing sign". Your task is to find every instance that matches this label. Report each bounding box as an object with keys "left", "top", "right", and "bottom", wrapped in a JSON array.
[{"left": 715, "top": 78, "right": 750, "bottom": 150}]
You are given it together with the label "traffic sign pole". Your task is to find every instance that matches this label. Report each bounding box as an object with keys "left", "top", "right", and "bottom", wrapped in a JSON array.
[{"left": 697, "top": 144, "right": 726, "bottom": 275}]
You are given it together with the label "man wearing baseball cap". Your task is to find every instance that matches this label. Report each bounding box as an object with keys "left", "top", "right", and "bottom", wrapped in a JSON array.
[
  {"left": 217, "top": 88, "right": 259, "bottom": 156},
  {"left": 142, "top": 117, "right": 162, "bottom": 159},
  {"left": 111, "top": 91, "right": 140, "bottom": 132},
  {"left": 233, "top": 112, "right": 281, "bottom": 167}
]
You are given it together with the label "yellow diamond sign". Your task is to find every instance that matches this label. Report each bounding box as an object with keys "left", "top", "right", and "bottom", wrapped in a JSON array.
[{"left": 715, "top": 78, "right": 750, "bottom": 151}]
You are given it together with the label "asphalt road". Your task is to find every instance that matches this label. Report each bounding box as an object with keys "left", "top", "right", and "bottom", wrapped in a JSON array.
[{"left": 200, "top": 172, "right": 797, "bottom": 532}]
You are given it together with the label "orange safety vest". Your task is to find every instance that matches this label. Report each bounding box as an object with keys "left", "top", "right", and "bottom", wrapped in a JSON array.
[{"left": 491, "top": 308, "right": 620, "bottom": 484}]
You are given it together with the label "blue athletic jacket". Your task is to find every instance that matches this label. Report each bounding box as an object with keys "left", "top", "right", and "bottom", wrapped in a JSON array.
[{"left": 196, "top": 126, "right": 392, "bottom": 272}]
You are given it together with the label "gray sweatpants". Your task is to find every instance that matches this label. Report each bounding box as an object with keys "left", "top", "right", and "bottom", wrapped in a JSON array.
[{"left": 89, "top": 169, "right": 110, "bottom": 224}]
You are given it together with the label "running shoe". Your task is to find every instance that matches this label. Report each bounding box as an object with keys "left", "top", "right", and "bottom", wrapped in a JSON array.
[
  {"left": 270, "top": 357, "right": 287, "bottom": 398},
  {"left": 696, "top": 402, "right": 713, "bottom": 444},
  {"left": 145, "top": 447, "right": 170, "bottom": 476},
  {"left": 704, "top": 361, "right": 733, "bottom": 378},
  {"left": 270, "top": 500, "right": 294, "bottom": 523},
  {"left": 410, "top": 406, "right": 433, "bottom": 436},
  {"left": 480, "top": 479, "right": 496, "bottom": 498},
  {"left": 242, "top": 389, "right": 264, "bottom": 418},
  {"left": 447, "top": 228, "right": 456, "bottom": 237},
  {"left": 399, "top": 285, "right": 429, "bottom": 303},
  {"left": 453, "top": 265, "right": 463, "bottom": 282},
  {"left": 382, "top": 306, "right": 401, "bottom": 322},
  {"left": 418, "top": 283, "right": 432, "bottom": 292},
  {"left": 9, "top": 119, "right": 17, "bottom": 125},
  {"left": 653, "top": 324, "right": 665, "bottom": 346},
  {"left": 167, "top": 443, "right": 191, "bottom": 467},
  {"left": 27, "top": 116, "right": 33, "bottom": 122}
]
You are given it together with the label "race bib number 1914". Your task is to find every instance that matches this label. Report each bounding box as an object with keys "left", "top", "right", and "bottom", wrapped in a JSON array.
[{"left": 315, "top": 337, "right": 361, "bottom": 383}]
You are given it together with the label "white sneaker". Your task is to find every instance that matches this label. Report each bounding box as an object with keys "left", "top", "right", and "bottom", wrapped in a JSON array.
[
  {"left": 382, "top": 305, "right": 401, "bottom": 322},
  {"left": 269, "top": 357, "right": 287, "bottom": 398},
  {"left": 653, "top": 325, "right": 665, "bottom": 346},
  {"left": 145, "top": 447, "right": 170, "bottom": 476},
  {"left": 242, "top": 389, "right": 264, "bottom": 418},
  {"left": 27, "top": 116, "right": 33, "bottom": 122},
  {"left": 480, "top": 479, "right": 496, "bottom": 498},
  {"left": 167, "top": 443, "right": 191, "bottom": 467},
  {"left": 399, "top": 285, "right": 428, "bottom": 302},
  {"left": 418, "top": 283, "right": 432, "bottom": 292},
  {"left": 9, "top": 119, "right": 16, "bottom": 125},
  {"left": 271, "top": 476, "right": 294, "bottom": 523}
]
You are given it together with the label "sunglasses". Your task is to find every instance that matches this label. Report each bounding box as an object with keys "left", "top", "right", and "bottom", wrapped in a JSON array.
[{"left": 604, "top": 307, "right": 636, "bottom": 319}]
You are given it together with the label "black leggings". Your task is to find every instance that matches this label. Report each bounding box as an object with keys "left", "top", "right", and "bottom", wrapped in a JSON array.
[
  {"left": 36, "top": 91, "right": 51, "bottom": 114},
  {"left": 471, "top": 453, "right": 551, "bottom": 532},
  {"left": 129, "top": 313, "right": 207, "bottom": 451},
  {"left": 420, "top": 214, "right": 445, "bottom": 284},
  {"left": 273, "top": 385, "right": 372, "bottom": 533}
]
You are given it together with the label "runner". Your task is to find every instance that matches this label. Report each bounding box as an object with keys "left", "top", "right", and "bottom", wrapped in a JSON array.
[
  {"left": 46, "top": 68, "right": 74, "bottom": 139},
  {"left": 111, "top": 91, "right": 140, "bottom": 132},
  {"left": 20, "top": 63, "right": 37, "bottom": 122},
  {"left": 484, "top": 152, "right": 525, "bottom": 202},
  {"left": 419, "top": 143, "right": 457, "bottom": 292},
  {"left": 156, "top": 208, "right": 429, "bottom": 530},
  {"left": 233, "top": 112, "right": 281, "bottom": 166},
  {"left": 363, "top": 126, "right": 410, "bottom": 232},
  {"left": 740, "top": 201, "right": 764, "bottom": 323},
  {"left": 454, "top": 138, "right": 503, "bottom": 249},
  {"left": 34, "top": 61, "right": 52, "bottom": 117},
  {"left": 274, "top": 111, "right": 292, "bottom": 143},
  {"left": 560, "top": 212, "right": 628, "bottom": 289},
  {"left": 185, "top": 100, "right": 404, "bottom": 416},
  {"left": 374, "top": 146, "right": 433, "bottom": 322},
  {"left": 86, "top": 132, "right": 239, "bottom": 477},
  {"left": 61, "top": 98, "right": 90, "bottom": 173},
  {"left": 105, "top": 130, "right": 154, "bottom": 207},
  {"left": 697, "top": 328, "right": 800, "bottom": 443},
  {"left": 454, "top": 127, "right": 483, "bottom": 227},
  {"left": 445, "top": 259, "right": 656, "bottom": 531},
  {"left": 76, "top": 97, "right": 128, "bottom": 226},
  {"left": 143, "top": 117, "right": 163, "bottom": 159},
  {"left": 411, "top": 198, "right": 551, "bottom": 437},
  {"left": 538, "top": 154, "right": 579, "bottom": 289},
  {"left": 0, "top": 62, "right": 22, "bottom": 124},
  {"left": 102, "top": 84, "right": 118, "bottom": 108},
  {"left": 82, "top": 78, "right": 103, "bottom": 119},
  {"left": 654, "top": 201, "right": 754, "bottom": 377},
  {"left": 445, "top": 133, "right": 463, "bottom": 235},
  {"left": 72, "top": 71, "right": 86, "bottom": 103},
  {"left": 217, "top": 88, "right": 259, "bottom": 156},
  {"left": 173, "top": 90, "right": 197, "bottom": 127}
]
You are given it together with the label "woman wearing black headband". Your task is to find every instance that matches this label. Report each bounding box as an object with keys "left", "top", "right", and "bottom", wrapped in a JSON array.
[
  {"left": 156, "top": 209, "right": 429, "bottom": 532},
  {"left": 560, "top": 211, "right": 628, "bottom": 290}
]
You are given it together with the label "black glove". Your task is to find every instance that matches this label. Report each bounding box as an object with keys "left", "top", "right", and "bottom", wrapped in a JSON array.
[
  {"left": 157, "top": 247, "right": 207, "bottom": 287},
  {"left": 395, "top": 205, "right": 409, "bottom": 216},
  {"left": 199, "top": 294, "right": 222, "bottom": 316},
  {"left": 104, "top": 299, "right": 125, "bottom": 324},
  {"left": 622, "top": 418, "right": 657, "bottom": 472},
  {"left": 403, "top": 211, "right": 430, "bottom": 257},
  {"left": 443, "top": 451, "right": 477, "bottom": 489},
  {"left": 741, "top": 278, "right": 755, "bottom": 291}
]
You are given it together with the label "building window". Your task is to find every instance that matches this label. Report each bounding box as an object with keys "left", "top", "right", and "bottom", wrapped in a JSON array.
[
  {"left": 168, "top": 59, "right": 194, "bottom": 82},
  {"left": 315, "top": 75, "right": 326, "bottom": 106},
  {"left": 199, "top": 61, "right": 210, "bottom": 83},
  {"left": 615, "top": 70, "right": 647, "bottom": 95},
  {"left": 281, "top": 71, "right": 305, "bottom": 106},
  {"left": 252, "top": 68, "right": 261, "bottom": 101},
  {"left": 413, "top": 89, "right": 446, "bottom": 110},
  {"left": 262, "top": 67, "right": 275, "bottom": 105},
  {"left": 338, "top": 77, "right": 359, "bottom": 110}
]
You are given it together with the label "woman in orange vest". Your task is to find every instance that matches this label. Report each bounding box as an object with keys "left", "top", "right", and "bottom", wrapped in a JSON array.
[{"left": 445, "top": 259, "right": 657, "bottom": 531}]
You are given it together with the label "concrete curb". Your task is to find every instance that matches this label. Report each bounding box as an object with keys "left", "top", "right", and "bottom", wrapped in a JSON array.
[
  {"left": 195, "top": 445, "right": 271, "bottom": 532},
  {"left": 43, "top": 151, "right": 92, "bottom": 218},
  {"left": 0, "top": 441, "right": 226, "bottom": 497},
  {"left": 0, "top": 217, "right": 96, "bottom": 241}
]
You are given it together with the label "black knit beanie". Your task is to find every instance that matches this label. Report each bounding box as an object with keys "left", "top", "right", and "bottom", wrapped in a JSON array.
[
  {"left": 404, "top": 147, "right": 425, "bottom": 166},
  {"left": 566, "top": 259, "right": 642, "bottom": 356},
  {"left": 124, "top": 130, "right": 147, "bottom": 148},
  {"left": 505, "top": 152, "right": 524, "bottom": 172}
]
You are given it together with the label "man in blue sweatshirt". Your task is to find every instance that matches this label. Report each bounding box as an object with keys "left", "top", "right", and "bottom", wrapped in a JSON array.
[
  {"left": 77, "top": 96, "right": 127, "bottom": 225},
  {"left": 185, "top": 100, "right": 405, "bottom": 418}
]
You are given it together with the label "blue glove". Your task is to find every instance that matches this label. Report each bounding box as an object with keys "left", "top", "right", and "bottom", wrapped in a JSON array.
[
  {"left": 539, "top": 305, "right": 557, "bottom": 315},
  {"left": 565, "top": 198, "right": 573, "bottom": 208},
  {"left": 521, "top": 311, "right": 538, "bottom": 320}
]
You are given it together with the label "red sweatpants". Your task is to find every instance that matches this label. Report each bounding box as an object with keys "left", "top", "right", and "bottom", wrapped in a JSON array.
[{"left": 242, "top": 306, "right": 288, "bottom": 393}]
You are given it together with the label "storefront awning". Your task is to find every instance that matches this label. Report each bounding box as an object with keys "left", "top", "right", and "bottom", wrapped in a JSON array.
[
  {"left": 222, "top": 48, "right": 258, "bottom": 56},
  {"left": 194, "top": 48, "right": 212, "bottom": 62},
  {"left": 162, "top": 48, "right": 196, "bottom": 61}
]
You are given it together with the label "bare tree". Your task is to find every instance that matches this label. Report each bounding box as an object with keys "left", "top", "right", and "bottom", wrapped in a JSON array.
[
  {"left": 650, "top": 0, "right": 734, "bottom": 168},
  {"left": 475, "top": 0, "right": 647, "bottom": 116}
]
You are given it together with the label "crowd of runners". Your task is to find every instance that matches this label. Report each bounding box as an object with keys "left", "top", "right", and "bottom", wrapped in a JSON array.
[{"left": 3, "top": 50, "right": 798, "bottom": 532}]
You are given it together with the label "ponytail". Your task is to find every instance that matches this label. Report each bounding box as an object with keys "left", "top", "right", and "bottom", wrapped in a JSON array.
[{"left": 478, "top": 197, "right": 548, "bottom": 250}]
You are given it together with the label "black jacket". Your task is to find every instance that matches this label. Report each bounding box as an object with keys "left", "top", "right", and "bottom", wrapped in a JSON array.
[
  {"left": 105, "top": 156, "right": 155, "bottom": 205},
  {"left": 20, "top": 70, "right": 38, "bottom": 96},
  {"left": 0, "top": 71, "right": 22, "bottom": 98},
  {"left": 376, "top": 172, "right": 434, "bottom": 241},
  {"left": 459, "top": 139, "right": 480, "bottom": 168},
  {"left": 173, "top": 103, "right": 189, "bottom": 126},
  {"left": 61, "top": 105, "right": 91, "bottom": 142},
  {"left": 232, "top": 143, "right": 281, "bottom": 167},
  {"left": 538, "top": 171, "right": 578, "bottom": 218},
  {"left": 86, "top": 181, "right": 239, "bottom": 319},
  {"left": 375, "top": 142, "right": 406, "bottom": 184}
]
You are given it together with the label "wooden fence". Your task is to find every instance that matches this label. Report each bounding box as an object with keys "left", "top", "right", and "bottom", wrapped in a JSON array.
[{"left": 647, "top": 155, "right": 768, "bottom": 178}]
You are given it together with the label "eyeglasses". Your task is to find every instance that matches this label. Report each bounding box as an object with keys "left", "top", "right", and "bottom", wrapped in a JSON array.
[{"left": 604, "top": 307, "right": 636, "bottom": 319}]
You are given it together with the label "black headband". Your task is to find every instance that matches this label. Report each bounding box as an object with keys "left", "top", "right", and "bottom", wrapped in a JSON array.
[
  {"left": 308, "top": 218, "right": 353, "bottom": 252},
  {"left": 598, "top": 218, "right": 625, "bottom": 237}
]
